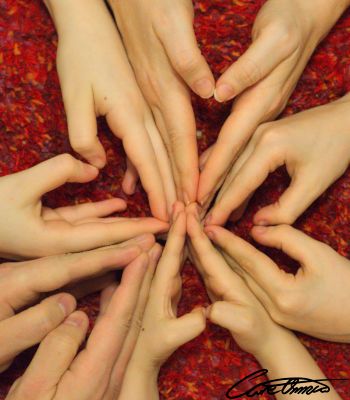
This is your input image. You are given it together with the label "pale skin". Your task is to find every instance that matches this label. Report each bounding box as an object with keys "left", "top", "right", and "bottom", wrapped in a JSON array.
[
  {"left": 108, "top": 0, "right": 215, "bottom": 203},
  {"left": 0, "top": 154, "right": 169, "bottom": 259},
  {"left": 198, "top": 0, "right": 350, "bottom": 208},
  {"left": 187, "top": 204, "right": 342, "bottom": 400},
  {"left": 206, "top": 92, "right": 350, "bottom": 226},
  {"left": 0, "top": 233, "right": 155, "bottom": 374},
  {"left": 44, "top": 0, "right": 177, "bottom": 221},
  {"left": 118, "top": 203, "right": 206, "bottom": 400},
  {"left": 6, "top": 243, "right": 163, "bottom": 400},
  {"left": 204, "top": 223, "right": 350, "bottom": 343}
]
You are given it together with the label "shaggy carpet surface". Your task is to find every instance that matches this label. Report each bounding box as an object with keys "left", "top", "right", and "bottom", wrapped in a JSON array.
[{"left": 0, "top": 0, "right": 350, "bottom": 399}]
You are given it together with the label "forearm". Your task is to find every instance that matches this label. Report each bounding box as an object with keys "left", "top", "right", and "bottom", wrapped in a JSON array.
[
  {"left": 118, "top": 359, "right": 160, "bottom": 400},
  {"left": 255, "top": 330, "right": 342, "bottom": 400}
]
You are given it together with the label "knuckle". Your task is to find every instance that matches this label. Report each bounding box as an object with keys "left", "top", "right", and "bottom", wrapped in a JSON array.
[
  {"left": 274, "top": 291, "right": 300, "bottom": 315},
  {"left": 173, "top": 49, "right": 203, "bottom": 75},
  {"left": 120, "top": 313, "right": 133, "bottom": 331},
  {"left": 236, "top": 58, "right": 262, "bottom": 87},
  {"left": 44, "top": 328, "right": 78, "bottom": 351},
  {"left": 273, "top": 204, "right": 297, "bottom": 225},
  {"left": 55, "top": 153, "right": 77, "bottom": 172},
  {"left": 70, "top": 134, "right": 96, "bottom": 154},
  {"left": 266, "top": 21, "right": 300, "bottom": 54}
]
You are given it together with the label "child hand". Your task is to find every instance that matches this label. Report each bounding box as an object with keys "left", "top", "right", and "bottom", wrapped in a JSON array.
[
  {"left": 206, "top": 94, "right": 350, "bottom": 226},
  {"left": 205, "top": 223, "right": 350, "bottom": 343},
  {"left": 198, "top": 0, "right": 350, "bottom": 207},
  {"left": 0, "top": 154, "right": 168, "bottom": 259},
  {"left": 44, "top": 0, "right": 176, "bottom": 221},
  {"left": 118, "top": 203, "right": 206, "bottom": 400},
  {"left": 108, "top": 0, "right": 215, "bottom": 203},
  {"left": 6, "top": 245, "right": 161, "bottom": 400},
  {"left": 0, "top": 235, "right": 154, "bottom": 373}
]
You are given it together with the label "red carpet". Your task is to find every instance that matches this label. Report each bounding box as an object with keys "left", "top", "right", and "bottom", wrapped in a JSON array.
[{"left": 1, "top": 1, "right": 350, "bottom": 399}]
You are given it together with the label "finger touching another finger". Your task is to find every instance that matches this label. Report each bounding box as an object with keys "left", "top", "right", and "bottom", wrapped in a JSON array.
[
  {"left": 0, "top": 293, "right": 76, "bottom": 372},
  {"left": 14, "top": 311, "right": 89, "bottom": 400}
]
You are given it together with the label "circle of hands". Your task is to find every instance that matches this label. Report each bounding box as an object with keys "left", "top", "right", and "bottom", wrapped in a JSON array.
[{"left": 2, "top": 0, "right": 350, "bottom": 399}]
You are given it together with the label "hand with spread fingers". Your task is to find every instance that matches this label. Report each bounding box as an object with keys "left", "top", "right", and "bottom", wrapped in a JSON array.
[
  {"left": 119, "top": 203, "right": 206, "bottom": 400},
  {"left": 205, "top": 93, "right": 350, "bottom": 227},
  {"left": 44, "top": 0, "right": 177, "bottom": 220},
  {"left": 204, "top": 223, "right": 350, "bottom": 343},
  {"left": 0, "top": 154, "right": 169, "bottom": 259},
  {"left": 198, "top": 0, "right": 350, "bottom": 208},
  {"left": 0, "top": 234, "right": 155, "bottom": 374},
  {"left": 6, "top": 242, "right": 162, "bottom": 400},
  {"left": 108, "top": 0, "right": 215, "bottom": 203},
  {"left": 187, "top": 204, "right": 343, "bottom": 400}
]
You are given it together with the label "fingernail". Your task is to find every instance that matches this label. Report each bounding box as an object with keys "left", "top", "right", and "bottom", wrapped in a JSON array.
[
  {"left": 206, "top": 229, "right": 215, "bottom": 240},
  {"left": 58, "top": 295, "right": 76, "bottom": 317},
  {"left": 204, "top": 213, "right": 213, "bottom": 226},
  {"left": 183, "top": 192, "right": 191, "bottom": 206},
  {"left": 64, "top": 313, "right": 85, "bottom": 327},
  {"left": 90, "top": 157, "right": 105, "bottom": 169},
  {"left": 255, "top": 220, "right": 269, "bottom": 227},
  {"left": 199, "top": 193, "right": 210, "bottom": 208},
  {"left": 194, "top": 78, "right": 214, "bottom": 99},
  {"left": 253, "top": 226, "right": 268, "bottom": 234},
  {"left": 134, "top": 234, "right": 152, "bottom": 245},
  {"left": 214, "top": 84, "right": 235, "bottom": 103},
  {"left": 149, "top": 245, "right": 162, "bottom": 262}
]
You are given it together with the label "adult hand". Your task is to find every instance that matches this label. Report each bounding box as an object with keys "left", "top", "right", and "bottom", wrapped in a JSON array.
[
  {"left": 198, "top": 0, "right": 350, "bottom": 207},
  {"left": 205, "top": 223, "right": 350, "bottom": 343},
  {"left": 109, "top": 0, "right": 215, "bottom": 203},
  {"left": 0, "top": 154, "right": 168, "bottom": 259},
  {"left": 0, "top": 234, "right": 154, "bottom": 373},
  {"left": 44, "top": 0, "right": 176, "bottom": 220},
  {"left": 206, "top": 94, "right": 350, "bottom": 226},
  {"left": 187, "top": 206, "right": 343, "bottom": 400},
  {"left": 6, "top": 243, "right": 162, "bottom": 400}
]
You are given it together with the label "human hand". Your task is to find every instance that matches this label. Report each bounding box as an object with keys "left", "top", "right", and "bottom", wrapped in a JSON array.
[
  {"left": 44, "top": 0, "right": 176, "bottom": 220},
  {"left": 206, "top": 94, "right": 350, "bottom": 226},
  {"left": 108, "top": 0, "right": 215, "bottom": 203},
  {"left": 0, "top": 154, "right": 168, "bottom": 259},
  {"left": 118, "top": 203, "right": 206, "bottom": 400},
  {"left": 187, "top": 204, "right": 285, "bottom": 357},
  {"left": 198, "top": 0, "right": 350, "bottom": 206},
  {"left": 0, "top": 234, "right": 155, "bottom": 373},
  {"left": 205, "top": 223, "right": 350, "bottom": 343},
  {"left": 6, "top": 243, "right": 162, "bottom": 400}
]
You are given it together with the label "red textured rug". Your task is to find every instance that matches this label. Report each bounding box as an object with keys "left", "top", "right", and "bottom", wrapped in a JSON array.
[{"left": 1, "top": 1, "right": 350, "bottom": 399}]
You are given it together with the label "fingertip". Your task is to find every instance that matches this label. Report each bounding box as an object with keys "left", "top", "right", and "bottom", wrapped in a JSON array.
[
  {"left": 64, "top": 310, "right": 89, "bottom": 329},
  {"left": 214, "top": 83, "right": 235, "bottom": 103},
  {"left": 193, "top": 78, "right": 215, "bottom": 99}
]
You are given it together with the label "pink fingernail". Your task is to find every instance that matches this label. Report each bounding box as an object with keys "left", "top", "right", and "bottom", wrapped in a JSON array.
[
  {"left": 58, "top": 295, "right": 76, "bottom": 317},
  {"left": 64, "top": 313, "right": 85, "bottom": 327},
  {"left": 194, "top": 78, "right": 215, "bottom": 99},
  {"left": 214, "top": 84, "right": 235, "bottom": 103},
  {"left": 255, "top": 220, "right": 268, "bottom": 226},
  {"left": 206, "top": 230, "right": 215, "bottom": 240},
  {"left": 253, "top": 226, "right": 268, "bottom": 234},
  {"left": 204, "top": 213, "right": 213, "bottom": 226}
]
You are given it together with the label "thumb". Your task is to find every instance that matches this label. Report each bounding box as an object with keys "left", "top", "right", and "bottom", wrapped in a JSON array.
[
  {"left": 167, "top": 308, "right": 206, "bottom": 349},
  {"left": 253, "top": 171, "right": 321, "bottom": 226},
  {"left": 156, "top": 10, "right": 214, "bottom": 99},
  {"left": 251, "top": 224, "right": 320, "bottom": 266},
  {"left": 19, "top": 154, "right": 98, "bottom": 199},
  {"left": 63, "top": 86, "right": 106, "bottom": 169},
  {"left": 215, "top": 29, "right": 292, "bottom": 102}
]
